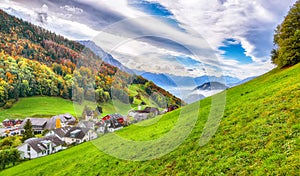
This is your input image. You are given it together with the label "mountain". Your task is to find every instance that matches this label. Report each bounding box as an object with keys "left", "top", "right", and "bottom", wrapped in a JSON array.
[
  {"left": 78, "top": 40, "right": 134, "bottom": 74},
  {"left": 3, "top": 62, "right": 300, "bottom": 175},
  {"left": 130, "top": 72, "right": 240, "bottom": 100},
  {"left": 183, "top": 93, "right": 205, "bottom": 104},
  {"left": 194, "top": 82, "right": 228, "bottom": 91},
  {"left": 139, "top": 72, "right": 177, "bottom": 87},
  {"left": 0, "top": 9, "right": 183, "bottom": 108}
]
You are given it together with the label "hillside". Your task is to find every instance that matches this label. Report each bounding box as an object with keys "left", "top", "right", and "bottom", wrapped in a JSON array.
[
  {"left": 0, "top": 9, "right": 183, "bottom": 109},
  {"left": 2, "top": 62, "right": 299, "bottom": 175},
  {"left": 0, "top": 96, "right": 133, "bottom": 121}
]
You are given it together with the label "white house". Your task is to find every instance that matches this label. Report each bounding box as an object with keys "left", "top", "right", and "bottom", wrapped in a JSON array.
[
  {"left": 78, "top": 121, "right": 95, "bottom": 130},
  {"left": 64, "top": 127, "right": 97, "bottom": 145},
  {"left": 17, "top": 135, "right": 65, "bottom": 159},
  {"left": 45, "top": 126, "right": 72, "bottom": 141}
]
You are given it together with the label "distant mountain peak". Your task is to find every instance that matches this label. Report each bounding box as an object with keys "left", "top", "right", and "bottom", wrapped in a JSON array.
[
  {"left": 194, "top": 82, "right": 227, "bottom": 91},
  {"left": 78, "top": 40, "right": 134, "bottom": 74}
]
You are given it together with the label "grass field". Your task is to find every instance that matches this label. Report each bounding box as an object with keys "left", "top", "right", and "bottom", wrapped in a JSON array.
[
  {"left": 1, "top": 64, "right": 300, "bottom": 175},
  {"left": 0, "top": 97, "right": 133, "bottom": 121},
  {"left": 0, "top": 97, "right": 78, "bottom": 121},
  {"left": 0, "top": 84, "right": 162, "bottom": 122}
]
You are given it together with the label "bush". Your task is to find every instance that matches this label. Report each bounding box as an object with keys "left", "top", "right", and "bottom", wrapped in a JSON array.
[{"left": 3, "top": 101, "right": 13, "bottom": 109}]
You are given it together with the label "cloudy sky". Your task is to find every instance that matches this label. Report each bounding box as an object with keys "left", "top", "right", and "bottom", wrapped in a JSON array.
[{"left": 0, "top": 0, "right": 296, "bottom": 79}]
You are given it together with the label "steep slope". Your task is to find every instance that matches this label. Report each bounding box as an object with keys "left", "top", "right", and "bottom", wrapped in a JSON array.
[{"left": 2, "top": 63, "right": 299, "bottom": 175}]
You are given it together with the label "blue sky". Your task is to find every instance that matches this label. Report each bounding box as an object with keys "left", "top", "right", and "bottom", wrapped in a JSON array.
[
  {"left": 219, "top": 39, "right": 253, "bottom": 64},
  {"left": 0, "top": 0, "right": 297, "bottom": 79}
]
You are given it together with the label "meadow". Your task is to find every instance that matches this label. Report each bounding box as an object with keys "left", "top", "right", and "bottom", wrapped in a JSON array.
[
  {"left": 1, "top": 63, "right": 299, "bottom": 175},
  {"left": 0, "top": 96, "right": 130, "bottom": 121}
]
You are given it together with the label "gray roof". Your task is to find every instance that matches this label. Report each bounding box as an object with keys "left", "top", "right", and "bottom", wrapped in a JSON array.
[
  {"left": 78, "top": 121, "right": 95, "bottom": 129},
  {"left": 20, "top": 118, "right": 48, "bottom": 129},
  {"left": 25, "top": 135, "right": 64, "bottom": 153},
  {"left": 46, "top": 114, "right": 76, "bottom": 129},
  {"left": 51, "top": 126, "right": 72, "bottom": 138},
  {"left": 64, "top": 127, "right": 90, "bottom": 140}
]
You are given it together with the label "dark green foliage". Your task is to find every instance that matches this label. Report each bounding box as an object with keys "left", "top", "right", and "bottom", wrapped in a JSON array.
[
  {"left": 272, "top": 0, "right": 300, "bottom": 68},
  {"left": 0, "top": 149, "right": 20, "bottom": 170},
  {"left": 21, "top": 119, "right": 34, "bottom": 143}
]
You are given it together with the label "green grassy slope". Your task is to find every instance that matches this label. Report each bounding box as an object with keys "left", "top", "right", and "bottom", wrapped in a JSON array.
[
  {"left": 1, "top": 64, "right": 300, "bottom": 175},
  {"left": 0, "top": 96, "right": 130, "bottom": 121},
  {"left": 0, "top": 97, "right": 78, "bottom": 121},
  {"left": 0, "top": 84, "right": 164, "bottom": 121}
]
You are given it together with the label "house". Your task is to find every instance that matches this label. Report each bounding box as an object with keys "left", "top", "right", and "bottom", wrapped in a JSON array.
[
  {"left": 128, "top": 107, "right": 160, "bottom": 121},
  {"left": 19, "top": 118, "right": 48, "bottom": 134},
  {"left": 167, "top": 105, "right": 179, "bottom": 112},
  {"left": 19, "top": 114, "right": 76, "bottom": 134},
  {"left": 64, "top": 127, "right": 97, "bottom": 145},
  {"left": 2, "top": 119, "right": 23, "bottom": 128},
  {"left": 17, "top": 135, "right": 65, "bottom": 159},
  {"left": 101, "top": 114, "right": 124, "bottom": 132},
  {"left": 78, "top": 120, "right": 95, "bottom": 130},
  {"left": 83, "top": 110, "right": 95, "bottom": 121},
  {"left": 95, "top": 122, "right": 107, "bottom": 134},
  {"left": 45, "top": 126, "right": 72, "bottom": 141},
  {"left": 46, "top": 114, "right": 76, "bottom": 129}
]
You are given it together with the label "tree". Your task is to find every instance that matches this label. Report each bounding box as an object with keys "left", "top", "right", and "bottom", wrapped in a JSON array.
[
  {"left": 21, "top": 119, "right": 34, "bottom": 142},
  {"left": 8, "top": 149, "right": 20, "bottom": 166},
  {"left": 272, "top": 0, "right": 300, "bottom": 68},
  {"left": 0, "top": 149, "right": 20, "bottom": 170}
]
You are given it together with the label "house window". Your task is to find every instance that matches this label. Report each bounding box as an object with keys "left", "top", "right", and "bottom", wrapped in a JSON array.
[{"left": 27, "top": 145, "right": 30, "bottom": 151}]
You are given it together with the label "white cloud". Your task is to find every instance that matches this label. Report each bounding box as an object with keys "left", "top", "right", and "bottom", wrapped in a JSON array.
[
  {"left": 0, "top": 0, "right": 296, "bottom": 80},
  {"left": 150, "top": 0, "right": 293, "bottom": 57},
  {"left": 60, "top": 5, "right": 83, "bottom": 15}
]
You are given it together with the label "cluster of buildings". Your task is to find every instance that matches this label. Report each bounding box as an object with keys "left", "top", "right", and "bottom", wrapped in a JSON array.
[{"left": 1, "top": 105, "right": 179, "bottom": 159}]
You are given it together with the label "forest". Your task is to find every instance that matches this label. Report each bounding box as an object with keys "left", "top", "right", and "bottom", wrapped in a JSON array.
[{"left": 0, "top": 9, "right": 182, "bottom": 108}]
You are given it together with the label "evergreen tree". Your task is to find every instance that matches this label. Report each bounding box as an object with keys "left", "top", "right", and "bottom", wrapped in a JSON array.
[
  {"left": 21, "top": 119, "right": 34, "bottom": 142},
  {"left": 272, "top": 0, "right": 300, "bottom": 68}
]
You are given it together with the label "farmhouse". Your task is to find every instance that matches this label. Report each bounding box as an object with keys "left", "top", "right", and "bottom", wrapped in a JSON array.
[
  {"left": 64, "top": 127, "right": 97, "bottom": 144},
  {"left": 45, "top": 126, "right": 72, "bottom": 141},
  {"left": 78, "top": 120, "right": 95, "bottom": 130},
  {"left": 101, "top": 114, "right": 124, "bottom": 132},
  {"left": 17, "top": 135, "right": 65, "bottom": 159},
  {"left": 19, "top": 114, "right": 76, "bottom": 134},
  {"left": 46, "top": 113, "right": 76, "bottom": 129},
  {"left": 2, "top": 119, "right": 23, "bottom": 127},
  {"left": 19, "top": 118, "right": 48, "bottom": 134},
  {"left": 128, "top": 107, "right": 160, "bottom": 121}
]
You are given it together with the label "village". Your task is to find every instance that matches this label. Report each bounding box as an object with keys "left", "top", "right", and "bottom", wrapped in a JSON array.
[{"left": 0, "top": 105, "right": 178, "bottom": 159}]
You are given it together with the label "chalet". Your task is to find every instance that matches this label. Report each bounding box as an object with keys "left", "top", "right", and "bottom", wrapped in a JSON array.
[
  {"left": 167, "top": 105, "right": 179, "bottom": 112},
  {"left": 101, "top": 114, "right": 124, "bottom": 132},
  {"left": 78, "top": 120, "right": 95, "bottom": 130},
  {"left": 45, "top": 126, "right": 72, "bottom": 141},
  {"left": 19, "top": 114, "right": 76, "bottom": 134},
  {"left": 128, "top": 107, "right": 160, "bottom": 121},
  {"left": 64, "top": 127, "right": 97, "bottom": 144},
  {"left": 46, "top": 113, "right": 76, "bottom": 129},
  {"left": 19, "top": 118, "right": 48, "bottom": 134},
  {"left": 83, "top": 110, "right": 95, "bottom": 121},
  {"left": 2, "top": 119, "right": 23, "bottom": 128},
  {"left": 17, "top": 135, "right": 65, "bottom": 159}
]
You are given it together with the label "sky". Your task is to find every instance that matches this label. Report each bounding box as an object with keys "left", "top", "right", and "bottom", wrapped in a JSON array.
[{"left": 0, "top": 0, "right": 297, "bottom": 79}]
